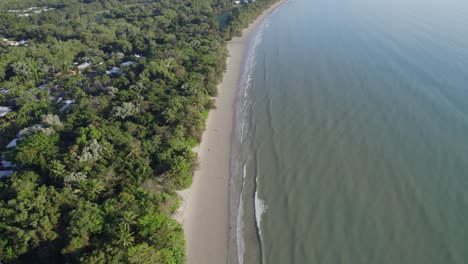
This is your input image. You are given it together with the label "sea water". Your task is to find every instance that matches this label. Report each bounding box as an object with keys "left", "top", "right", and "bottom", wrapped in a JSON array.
[{"left": 233, "top": 0, "right": 468, "bottom": 263}]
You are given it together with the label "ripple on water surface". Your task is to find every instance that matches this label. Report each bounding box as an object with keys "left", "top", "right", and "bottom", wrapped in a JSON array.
[{"left": 237, "top": 0, "right": 468, "bottom": 263}]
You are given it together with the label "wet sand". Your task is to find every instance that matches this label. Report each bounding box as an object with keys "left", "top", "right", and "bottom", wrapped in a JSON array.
[{"left": 174, "top": 2, "right": 287, "bottom": 263}]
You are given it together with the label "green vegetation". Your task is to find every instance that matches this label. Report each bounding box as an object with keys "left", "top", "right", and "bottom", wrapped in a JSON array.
[
  {"left": 0, "top": 0, "right": 279, "bottom": 262},
  {"left": 224, "top": 0, "right": 280, "bottom": 39}
]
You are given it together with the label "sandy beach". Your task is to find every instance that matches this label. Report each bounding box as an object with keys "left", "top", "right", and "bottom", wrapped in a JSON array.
[{"left": 173, "top": 1, "right": 287, "bottom": 263}]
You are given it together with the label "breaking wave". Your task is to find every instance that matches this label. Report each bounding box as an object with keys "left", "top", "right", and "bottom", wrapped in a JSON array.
[{"left": 233, "top": 19, "right": 270, "bottom": 264}]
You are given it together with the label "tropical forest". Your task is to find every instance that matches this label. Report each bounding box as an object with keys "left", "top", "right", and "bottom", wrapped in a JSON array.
[{"left": 0, "top": 0, "right": 278, "bottom": 263}]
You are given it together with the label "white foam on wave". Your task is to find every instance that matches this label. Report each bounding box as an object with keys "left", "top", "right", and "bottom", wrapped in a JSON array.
[
  {"left": 239, "top": 29, "right": 263, "bottom": 144},
  {"left": 235, "top": 19, "right": 271, "bottom": 264},
  {"left": 254, "top": 189, "right": 267, "bottom": 229},
  {"left": 240, "top": 71, "right": 252, "bottom": 144}
]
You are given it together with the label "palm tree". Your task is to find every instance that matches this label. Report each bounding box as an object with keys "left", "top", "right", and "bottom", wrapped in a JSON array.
[
  {"left": 126, "top": 140, "right": 142, "bottom": 158},
  {"left": 117, "top": 223, "right": 134, "bottom": 248},
  {"left": 86, "top": 179, "right": 105, "bottom": 200},
  {"left": 76, "top": 179, "right": 105, "bottom": 200},
  {"left": 121, "top": 211, "right": 137, "bottom": 229}
]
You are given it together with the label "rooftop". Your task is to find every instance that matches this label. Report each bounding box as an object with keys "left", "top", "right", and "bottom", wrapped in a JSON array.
[
  {"left": 6, "top": 139, "right": 18, "bottom": 148},
  {"left": 0, "top": 170, "right": 14, "bottom": 177},
  {"left": 0, "top": 106, "right": 12, "bottom": 117},
  {"left": 106, "top": 67, "right": 121, "bottom": 75}
]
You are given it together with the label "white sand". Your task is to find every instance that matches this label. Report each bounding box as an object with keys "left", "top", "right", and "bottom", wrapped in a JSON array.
[{"left": 174, "top": 2, "right": 287, "bottom": 263}]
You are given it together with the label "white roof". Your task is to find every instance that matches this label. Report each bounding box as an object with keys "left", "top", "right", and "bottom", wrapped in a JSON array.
[
  {"left": 77, "top": 62, "right": 92, "bottom": 70},
  {"left": 5, "top": 40, "right": 28, "bottom": 47},
  {"left": 121, "top": 61, "right": 133, "bottom": 67},
  {"left": 59, "top": 99, "right": 76, "bottom": 111},
  {"left": 0, "top": 170, "right": 14, "bottom": 177},
  {"left": 106, "top": 67, "right": 121, "bottom": 75},
  {"left": 6, "top": 139, "right": 18, "bottom": 148},
  {"left": 7, "top": 41, "right": 19, "bottom": 46},
  {"left": 0, "top": 106, "right": 12, "bottom": 117},
  {"left": 1, "top": 159, "right": 16, "bottom": 168}
]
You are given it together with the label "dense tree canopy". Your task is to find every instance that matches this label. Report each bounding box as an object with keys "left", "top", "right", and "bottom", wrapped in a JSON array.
[{"left": 0, "top": 0, "right": 278, "bottom": 262}]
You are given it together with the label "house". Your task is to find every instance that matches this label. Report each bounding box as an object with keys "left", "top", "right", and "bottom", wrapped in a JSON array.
[
  {"left": 6, "top": 139, "right": 18, "bottom": 148},
  {"left": 5, "top": 40, "right": 17, "bottom": 46},
  {"left": 59, "top": 99, "right": 76, "bottom": 112},
  {"left": 0, "top": 106, "right": 12, "bottom": 117},
  {"left": 77, "top": 62, "right": 92, "bottom": 72},
  {"left": 106, "top": 67, "right": 121, "bottom": 75},
  {"left": 234, "top": 0, "right": 241, "bottom": 4},
  {"left": 3, "top": 39, "right": 28, "bottom": 47},
  {"left": 8, "top": 6, "right": 55, "bottom": 17},
  {"left": 0, "top": 153, "right": 14, "bottom": 178},
  {"left": 1, "top": 158, "right": 16, "bottom": 169},
  {"left": 121, "top": 61, "right": 133, "bottom": 67},
  {"left": 0, "top": 170, "right": 14, "bottom": 177}
]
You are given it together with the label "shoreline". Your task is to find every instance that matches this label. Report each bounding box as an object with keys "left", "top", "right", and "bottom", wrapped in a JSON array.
[{"left": 174, "top": 1, "right": 287, "bottom": 263}]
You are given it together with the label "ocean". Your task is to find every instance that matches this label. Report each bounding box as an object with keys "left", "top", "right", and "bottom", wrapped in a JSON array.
[{"left": 231, "top": 0, "right": 468, "bottom": 263}]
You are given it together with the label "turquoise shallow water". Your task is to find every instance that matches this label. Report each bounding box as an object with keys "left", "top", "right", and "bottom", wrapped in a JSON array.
[{"left": 235, "top": 0, "right": 468, "bottom": 263}]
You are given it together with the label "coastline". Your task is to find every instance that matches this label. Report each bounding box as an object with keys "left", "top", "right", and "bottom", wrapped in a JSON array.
[{"left": 173, "top": 1, "right": 287, "bottom": 263}]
